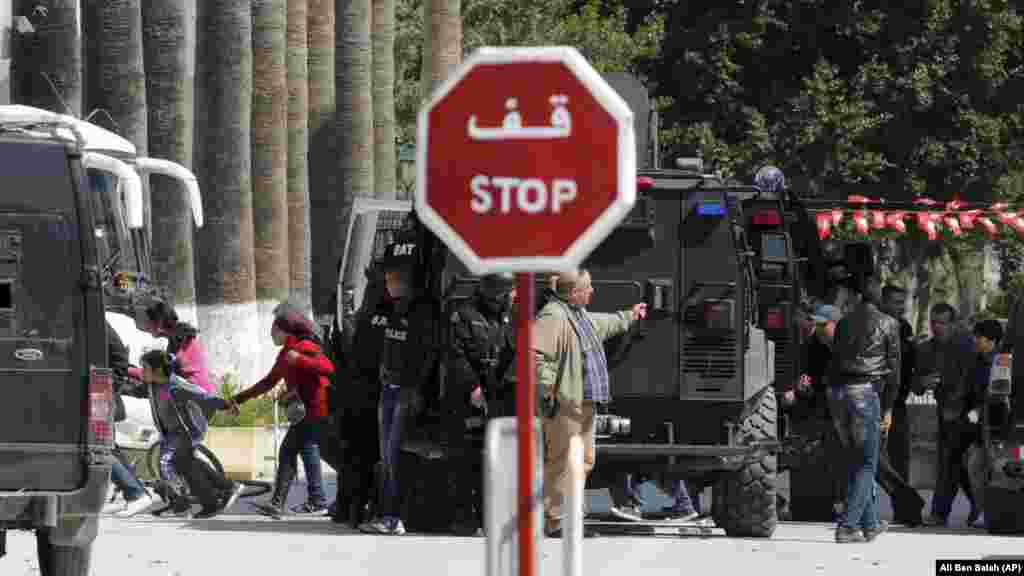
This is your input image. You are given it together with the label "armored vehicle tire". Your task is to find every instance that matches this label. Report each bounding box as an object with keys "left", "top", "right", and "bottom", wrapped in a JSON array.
[
  {"left": 984, "top": 486, "right": 1024, "bottom": 535},
  {"left": 712, "top": 388, "right": 778, "bottom": 538},
  {"left": 36, "top": 529, "right": 92, "bottom": 576}
]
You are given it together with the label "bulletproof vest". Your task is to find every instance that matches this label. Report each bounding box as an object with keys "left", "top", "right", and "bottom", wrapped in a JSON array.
[{"left": 373, "top": 303, "right": 411, "bottom": 386}]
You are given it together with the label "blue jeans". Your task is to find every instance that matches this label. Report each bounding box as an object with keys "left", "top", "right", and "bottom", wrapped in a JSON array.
[
  {"left": 279, "top": 418, "right": 327, "bottom": 506},
  {"left": 379, "top": 385, "right": 406, "bottom": 519},
  {"left": 829, "top": 383, "right": 881, "bottom": 531},
  {"left": 670, "top": 479, "right": 698, "bottom": 514},
  {"left": 111, "top": 453, "right": 146, "bottom": 502}
]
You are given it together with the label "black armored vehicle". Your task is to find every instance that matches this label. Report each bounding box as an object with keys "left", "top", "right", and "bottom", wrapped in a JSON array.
[
  {"left": 0, "top": 110, "right": 114, "bottom": 574},
  {"left": 331, "top": 155, "right": 860, "bottom": 538}
]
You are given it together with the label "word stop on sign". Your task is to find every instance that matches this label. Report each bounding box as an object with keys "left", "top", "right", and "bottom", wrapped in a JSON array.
[{"left": 470, "top": 175, "right": 578, "bottom": 215}]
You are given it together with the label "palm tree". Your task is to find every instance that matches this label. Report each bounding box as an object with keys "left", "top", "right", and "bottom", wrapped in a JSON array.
[
  {"left": 253, "top": 0, "right": 290, "bottom": 322},
  {"left": 12, "top": 0, "right": 82, "bottom": 115},
  {"left": 194, "top": 0, "right": 259, "bottom": 386},
  {"left": 334, "top": 0, "right": 374, "bottom": 306},
  {"left": 84, "top": 0, "right": 148, "bottom": 152},
  {"left": 308, "top": 0, "right": 335, "bottom": 316},
  {"left": 421, "top": 0, "right": 460, "bottom": 99},
  {"left": 372, "top": 0, "right": 396, "bottom": 201},
  {"left": 142, "top": 0, "right": 198, "bottom": 322},
  {"left": 84, "top": 0, "right": 149, "bottom": 237},
  {"left": 287, "top": 0, "right": 312, "bottom": 313}
]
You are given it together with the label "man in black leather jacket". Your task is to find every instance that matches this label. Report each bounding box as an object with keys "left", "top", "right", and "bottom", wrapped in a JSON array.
[{"left": 828, "top": 276, "right": 900, "bottom": 543}]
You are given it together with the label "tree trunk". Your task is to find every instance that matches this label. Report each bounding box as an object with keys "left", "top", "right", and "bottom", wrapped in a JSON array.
[
  {"left": 372, "top": 0, "right": 395, "bottom": 200},
  {"left": 425, "top": 0, "right": 460, "bottom": 94},
  {"left": 12, "top": 0, "right": 82, "bottom": 115},
  {"left": 84, "top": 0, "right": 147, "bottom": 151},
  {"left": 287, "top": 0, "right": 311, "bottom": 314},
  {"left": 334, "top": 0, "right": 374, "bottom": 309},
  {"left": 84, "top": 0, "right": 149, "bottom": 237},
  {"left": 253, "top": 0, "right": 290, "bottom": 339},
  {"left": 142, "top": 0, "right": 198, "bottom": 325},
  {"left": 194, "top": 0, "right": 259, "bottom": 387},
  {"left": 308, "top": 0, "right": 335, "bottom": 317}
]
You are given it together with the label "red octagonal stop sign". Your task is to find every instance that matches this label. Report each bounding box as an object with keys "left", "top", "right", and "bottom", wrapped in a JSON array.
[{"left": 415, "top": 47, "right": 636, "bottom": 275}]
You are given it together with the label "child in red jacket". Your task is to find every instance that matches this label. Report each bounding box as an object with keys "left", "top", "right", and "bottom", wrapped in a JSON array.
[{"left": 233, "top": 301, "right": 335, "bottom": 517}]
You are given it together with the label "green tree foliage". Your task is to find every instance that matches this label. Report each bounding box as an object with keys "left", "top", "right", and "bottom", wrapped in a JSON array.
[
  {"left": 639, "top": 1, "right": 1024, "bottom": 201},
  {"left": 394, "top": 0, "right": 663, "bottom": 145}
]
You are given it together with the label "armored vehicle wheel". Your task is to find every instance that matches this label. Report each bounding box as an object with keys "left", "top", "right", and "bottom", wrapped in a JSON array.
[
  {"left": 712, "top": 388, "right": 778, "bottom": 538},
  {"left": 36, "top": 529, "right": 92, "bottom": 576}
]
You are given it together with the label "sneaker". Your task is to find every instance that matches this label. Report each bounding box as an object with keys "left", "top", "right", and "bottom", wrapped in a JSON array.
[
  {"left": 102, "top": 500, "right": 126, "bottom": 515},
  {"left": 835, "top": 526, "right": 866, "bottom": 543},
  {"left": 221, "top": 483, "right": 244, "bottom": 513},
  {"left": 291, "top": 501, "right": 328, "bottom": 515},
  {"left": 609, "top": 505, "right": 644, "bottom": 522},
  {"left": 863, "top": 520, "right": 888, "bottom": 542},
  {"left": 359, "top": 517, "right": 406, "bottom": 535},
  {"left": 971, "top": 513, "right": 987, "bottom": 529},
  {"left": 116, "top": 495, "right": 154, "bottom": 518}
]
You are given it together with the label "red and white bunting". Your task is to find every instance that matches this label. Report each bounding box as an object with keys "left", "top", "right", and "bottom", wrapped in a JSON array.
[{"left": 808, "top": 195, "right": 1024, "bottom": 240}]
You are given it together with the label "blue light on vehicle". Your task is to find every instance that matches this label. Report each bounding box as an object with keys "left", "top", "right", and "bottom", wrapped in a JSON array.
[{"left": 697, "top": 202, "right": 726, "bottom": 216}]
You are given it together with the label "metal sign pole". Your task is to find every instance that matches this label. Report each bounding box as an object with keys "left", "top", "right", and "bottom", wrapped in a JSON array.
[
  {"left": 564, "top": 436, "right": 584, "bottom": 576},
  {"left": 516, "top": 273, "right": 536, "bottom": 576}
]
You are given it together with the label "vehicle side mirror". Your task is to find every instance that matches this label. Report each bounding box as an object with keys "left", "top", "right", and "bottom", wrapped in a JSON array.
[{"left": 644, "top": 278, "right": 674, "bottom": 320}]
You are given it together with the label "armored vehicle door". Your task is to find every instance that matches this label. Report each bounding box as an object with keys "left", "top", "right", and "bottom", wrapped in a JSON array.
[{"left": 0, "top": 133, "right": 106, "bottom": 492}]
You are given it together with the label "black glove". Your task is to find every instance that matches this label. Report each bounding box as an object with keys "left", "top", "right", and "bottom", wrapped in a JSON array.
[{"left": 541, "top": 395, "right": 560, "bottom": 419}]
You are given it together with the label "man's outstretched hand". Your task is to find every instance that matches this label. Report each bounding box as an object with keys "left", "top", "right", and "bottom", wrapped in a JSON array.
[{"left": 632, "top": 303, "right": 648, "bottom": 321}]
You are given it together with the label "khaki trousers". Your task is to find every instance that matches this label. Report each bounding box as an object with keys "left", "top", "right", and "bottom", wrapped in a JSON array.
[{"left": 542, "top": 401, "right": 595, "bottom": 533}]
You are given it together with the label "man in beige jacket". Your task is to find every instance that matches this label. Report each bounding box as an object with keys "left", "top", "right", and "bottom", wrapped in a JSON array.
[{"left": 533, "top": 269, "right": 647, "bottom": 537}]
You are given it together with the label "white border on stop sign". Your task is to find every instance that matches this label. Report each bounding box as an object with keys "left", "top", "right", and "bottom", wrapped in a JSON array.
[{"left": 415, "top": 46, "right": 637, "bottom": 276}]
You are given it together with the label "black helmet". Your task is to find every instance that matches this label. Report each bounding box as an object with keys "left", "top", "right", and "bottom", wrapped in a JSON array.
[
  {"left": 380, "top": 240, "right": 418, "bottom": 271},
  {"left": 480, "top": 273, "right": 515, "bottom": 295}
]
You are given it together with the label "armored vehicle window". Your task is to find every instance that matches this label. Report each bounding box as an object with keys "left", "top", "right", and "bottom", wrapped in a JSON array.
[
  {"left": 761, "top": 233, "right": 788, "bottom": 263},
  {"left": 86, "top": 169, "right": 137, "bottom": 274}
]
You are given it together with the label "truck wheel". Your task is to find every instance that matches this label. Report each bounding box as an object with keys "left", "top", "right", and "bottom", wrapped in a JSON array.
[
  {"left": 712, "top": 388, "right": 778, "bottom": 538},
  {"left": 36, "top": 529, "right": 92, "bottom": 576}
]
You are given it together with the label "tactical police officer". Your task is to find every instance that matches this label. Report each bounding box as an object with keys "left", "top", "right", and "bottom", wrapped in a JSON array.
[
  {"left": 334, "top": 266, "right": 388, "bottom": 527},
  {"left": 358, "top": 240, "right": 441, "bottom": 536},
  {"left": 447, "top": 274, "right": 516, "bottom": 533}
]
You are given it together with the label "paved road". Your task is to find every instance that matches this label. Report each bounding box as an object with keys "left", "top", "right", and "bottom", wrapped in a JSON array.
[
  {"left": 4, "top": 512, "right": 1021, "bottom": 576},
  {"left": 4, "top": 479, "right": 1020, "bottom": 575}
]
